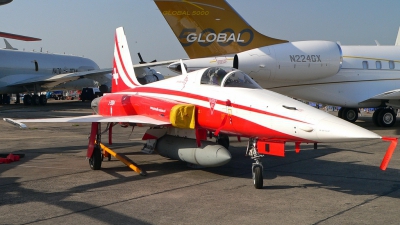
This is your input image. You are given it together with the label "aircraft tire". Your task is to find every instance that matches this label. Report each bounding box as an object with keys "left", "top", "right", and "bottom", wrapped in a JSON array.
[
  {"left": 253, "top": 165, "right": 263, "bottom": 189},
  {"left": 23, "top": 95, "right": 31, "bottom": 106},
  {"left": 39, "top": 95, "right": 47, "bottom": 105},
  {"left": 338, "top": 107, "right": 344, "bottom": 118},
  {"left": 342, "top": 108, "right": 358, "bottom": 123},
  {"left": 89, "top": 146, "right": 102, "bottom": 170},
  {"left": 377, "top": 108, "right": 396, "bottom": 127},
  {"left": 32, "top": 95, "right": 40, "bottom": 105},
  {"left": 217, "top": 135, "right": 230, "bottom": 149},
  {"left": 372, "top": 108, "right": 383, "bottom": 127}
]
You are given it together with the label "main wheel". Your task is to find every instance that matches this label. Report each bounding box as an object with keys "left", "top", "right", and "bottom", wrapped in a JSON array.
[
  {"left": 338, "top": 107, "right": 344, "bottom": 118},
  {"left": 217, "top": 134, "right": 230, "bottom": 149},
  {"left": 32, "top": 95, "right": 40, "bottom": 105},
  {"left": 342, "top": 108, "right": 358, "bottom": 123},
  {"left": 89, "top": 146, "right": 102, "bottom": 170},
  {"left": 39, "top": 95, "right": 47, "bottom": 105},
  {"left": 253, "top": 165, "right": 263, "bottom": 189},
  {"left": 23, "top": 95, "right": 32, "bottom": 105},
  {"left": 377, "top": 108, "right": 396, "bottom": 127},
  {"left": 372, "top": 108, "right": 383, "bottom": 127}
]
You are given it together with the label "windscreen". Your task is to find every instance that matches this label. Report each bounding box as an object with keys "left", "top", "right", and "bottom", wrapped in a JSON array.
[{"left": 221, "top": 70, "right": 262, "bottom": 89}]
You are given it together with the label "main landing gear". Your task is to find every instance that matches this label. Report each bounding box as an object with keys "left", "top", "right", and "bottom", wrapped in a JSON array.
[
  {"left": 339, "top": 107, "right": 397, "bottom": 127},
  {"left": 23, "top": 94, "right": 47, "bottom": 106},
  {"left": 372, "top": 108, "right": 397, "bottom": 127},
  {"left": 89, "top": 122, "right": 102, "bottom": 170},
  {"left": 87, "top": 122, "right": 146, "bottom": 175},
  {"left": 338, "top": 107, "right": 359, "bottom": 123},
  {"left": 245, "top": 138, "right": 264, "bottom": 189}
]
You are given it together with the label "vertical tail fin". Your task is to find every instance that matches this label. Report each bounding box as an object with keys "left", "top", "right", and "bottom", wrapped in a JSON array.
[
  {"left": 395, "top": 26, "right": 400, "bottom": 46},
  {"left": 112, "top": 27, "right": 141, "bottom": 93},
  {"left": 154, "top": 0, "right": 287, "bottom": 58}
]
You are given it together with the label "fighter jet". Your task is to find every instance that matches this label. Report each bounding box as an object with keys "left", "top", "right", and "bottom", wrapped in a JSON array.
[{"left": 5, "top": 27, "right": 397, "bottom": 189}]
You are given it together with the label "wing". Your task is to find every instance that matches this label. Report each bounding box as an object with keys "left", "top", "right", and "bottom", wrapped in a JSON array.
[
  {"left": 370, "top": 89, "right": 400, "bottom": 100},
  {"left": 6, "top": 59, "right": 179, "bottom": 90},
  {"left": 7, "top": 68, "right": 112, "bottom": 89},
  {"left": 4, "top": 115, "right": 171, "bottom": 129},
  {"left": 133, "top": 60, "right": 181, "bottom": 69}
]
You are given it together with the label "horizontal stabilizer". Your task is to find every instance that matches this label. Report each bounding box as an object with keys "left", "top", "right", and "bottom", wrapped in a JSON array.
[{"left": 0, "top": 31, "right": 41, "bottom": 41}]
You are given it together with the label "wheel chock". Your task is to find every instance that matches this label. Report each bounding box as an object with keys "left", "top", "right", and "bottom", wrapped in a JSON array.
[{"left": 99, "top": 143, "right": 147, "bottom": 176}]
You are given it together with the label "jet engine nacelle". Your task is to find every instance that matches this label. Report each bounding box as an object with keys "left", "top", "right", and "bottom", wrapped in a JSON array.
[
  {"left": 156, "top": 135, "right": 231, "bottom": 167},
  {"left": 234, "top": 40, "right": 342, "bottom": 82}
]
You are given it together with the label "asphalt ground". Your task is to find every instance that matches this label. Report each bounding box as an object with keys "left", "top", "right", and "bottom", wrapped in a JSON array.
[{"left": 0, "top": 100, "right": 399, "bottom": 225}]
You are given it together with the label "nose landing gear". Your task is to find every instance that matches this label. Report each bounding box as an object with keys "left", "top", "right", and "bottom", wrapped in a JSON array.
[{"left": 246, "top": 138, "right": 264, "bottom": 189}]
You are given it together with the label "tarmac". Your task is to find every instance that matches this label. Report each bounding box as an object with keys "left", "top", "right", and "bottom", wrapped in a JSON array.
[{"left": 0, "top": 100, "right": 399, "bottom": 225}]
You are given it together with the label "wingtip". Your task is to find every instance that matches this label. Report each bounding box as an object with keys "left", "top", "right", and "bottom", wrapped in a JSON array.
[{"left": 3, "top": 118, "right": 27, "bottom": 129}]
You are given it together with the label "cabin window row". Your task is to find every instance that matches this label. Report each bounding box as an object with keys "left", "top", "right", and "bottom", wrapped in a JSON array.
[{"left": 362, "top": 60, "right": 395, "bottom": 70}]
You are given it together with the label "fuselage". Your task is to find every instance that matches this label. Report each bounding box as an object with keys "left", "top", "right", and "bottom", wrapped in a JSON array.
[
  {"left": 97, "top": 67, "right": 380, "bottom": 143},
  {"left": 0, "top": 49, "right": 100, "bottom": 93},
  {"left": 173, "top": 43, "right": 400, "bottom": 108}
]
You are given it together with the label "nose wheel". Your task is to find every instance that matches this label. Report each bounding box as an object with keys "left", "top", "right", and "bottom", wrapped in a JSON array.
[
  {"left": 252, "top": 162, "right": 263, "bottom": 189},
  {"left": 246, "top": 138, "right": 264, "bottom": 189}
]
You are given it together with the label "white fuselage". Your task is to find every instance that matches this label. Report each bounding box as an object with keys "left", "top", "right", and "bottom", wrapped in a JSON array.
[
  {"left": 0, "top": 49, "right": 101, "bottom": 93},
  {"left": 176, "top": 43, "right": 400, "bottom": 108},
  {"left": 121, "top": 67, "right": 380, "bottom": 143}
]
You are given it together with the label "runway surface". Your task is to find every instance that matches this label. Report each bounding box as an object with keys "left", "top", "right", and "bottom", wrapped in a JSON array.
[{"left": 0, "top": 100, "right": 399, "bottom": 225}]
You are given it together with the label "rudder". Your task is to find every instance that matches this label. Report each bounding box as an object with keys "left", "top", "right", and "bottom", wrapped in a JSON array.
[
  {"left": 154, "top": 0, "right": 288, "bottom": 58},
  {"left": 112, "top": 27, "right": 141, "bottom": 93}
]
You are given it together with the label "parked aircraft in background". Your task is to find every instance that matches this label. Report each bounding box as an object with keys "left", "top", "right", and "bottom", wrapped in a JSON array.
[
  {"left": 0, "top": 0, "right": 12, "bottom": 6},
  {"left": 5, "top": 27, "right": 397, "bottom": 189},
  {"left": 155, "top": 0, "right": 400, "bottom": 127},
  {"left": 0, "top": 41, "right": 112, "bottom": 105}
]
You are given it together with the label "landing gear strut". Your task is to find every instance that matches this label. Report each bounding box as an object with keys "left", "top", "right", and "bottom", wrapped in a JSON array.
[
  {"left": 246, "top": 138, "right": 264, "bottom": 189},
  {"left": 89, "top": 122, "right": 102, "bottom": 170}
]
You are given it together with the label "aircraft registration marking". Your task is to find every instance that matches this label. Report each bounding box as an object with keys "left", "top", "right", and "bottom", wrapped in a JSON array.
[{"left": 290, "top": 55, "right": 321, "bottom": 62}]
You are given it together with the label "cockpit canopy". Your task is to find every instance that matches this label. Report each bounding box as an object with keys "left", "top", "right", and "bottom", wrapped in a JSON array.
[{"left": 200, "top": 67, "right": 261, "bottom": 89}]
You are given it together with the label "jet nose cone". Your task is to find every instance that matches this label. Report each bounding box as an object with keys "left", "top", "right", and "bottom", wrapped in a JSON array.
[{"left": 316, "top": 117, "right": 381, "bottom": 142}]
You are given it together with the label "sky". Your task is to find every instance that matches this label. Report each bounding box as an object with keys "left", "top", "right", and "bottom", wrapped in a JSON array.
[{"left": 2, "top": 0, "right": 400, "bottom": 75}]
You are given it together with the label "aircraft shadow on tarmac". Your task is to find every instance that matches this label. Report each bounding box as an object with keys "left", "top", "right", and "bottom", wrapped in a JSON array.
[
  {"left": 1, "top": 140, "right": 400, "bottom": 223},
  {"left": 0, "top": 177, "right": 153, "bottom": 225}
]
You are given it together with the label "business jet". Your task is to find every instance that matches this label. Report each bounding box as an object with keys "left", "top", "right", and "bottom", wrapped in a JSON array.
[{"left": 155, "top": 0, "right": 400, "bottom": 127}]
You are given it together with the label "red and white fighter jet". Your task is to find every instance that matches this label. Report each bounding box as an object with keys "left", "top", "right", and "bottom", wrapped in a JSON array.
[{"left": 5, "top": 27, "right": 397, "bottom": 189}]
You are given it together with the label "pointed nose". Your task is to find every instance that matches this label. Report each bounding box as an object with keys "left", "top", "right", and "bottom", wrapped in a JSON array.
[{"left": 316, "top": 116, "right": 381, "bottom": 142}]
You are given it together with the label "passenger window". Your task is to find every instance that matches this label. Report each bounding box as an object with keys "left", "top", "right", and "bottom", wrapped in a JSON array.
[
  {"left": 362, "top": 61, "right": 368, "bottom": 69},
  {"left": 389, "top": 61, "right": 395, "bottom": 69},
  {"left": 376, "top": 61, "right": 381, "bottom": 69}
]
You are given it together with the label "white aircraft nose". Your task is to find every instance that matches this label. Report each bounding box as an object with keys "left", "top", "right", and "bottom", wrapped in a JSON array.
[{"left": 316, "top": 116, "right": 381, "bottom": 142}]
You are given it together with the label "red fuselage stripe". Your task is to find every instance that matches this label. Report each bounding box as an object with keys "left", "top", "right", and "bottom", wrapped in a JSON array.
[
  {"left": 128, "top": 86, "right": 309, "bottom": 124},
  {"left": 114, "top": 34, "right": 138, "bottom": 87}
]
